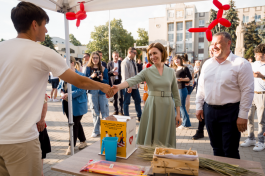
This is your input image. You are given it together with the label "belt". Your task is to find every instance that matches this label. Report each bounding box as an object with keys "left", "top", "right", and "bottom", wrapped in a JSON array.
[
  {"left": 207, "top": 102, "right": 240, "bottom": 109},
  {"left": 149, "top": 91, "right": 171, "bottom": 97},
  {"left": 254, "top": 91, "right": 265, "bottom": 94}
]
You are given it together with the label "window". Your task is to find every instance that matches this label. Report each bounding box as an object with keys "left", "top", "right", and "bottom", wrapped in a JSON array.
[
  {"left": 177, "top": 33, "right": 183, "bottom": 41},
  {"left": 168, "top": 10, "right": 174, "bottom": 18},
  {"left": 168, "top": 23, "right": 174, "bottom": 32},
  {"left": 82, "top": 50, "right": 85, "bottom": 54},
  {"left": 199, "top": 20, "right": 205, "bottom": 27},
  {"left": 176, "top": 44, "right": 183, "bottom": 52},
  {"left": 243, "top": 15, "right": 249, "bottom": 23},
  {"left": 198, "top": 42, "right": 204, "bottom": 49},
  {"left": 198, "top": 54, "right": 204, "bottom": 60},
  {"left": 199, "top": 12, "right": 205, "bottom": 17},
  {"left": 185, "top": 43, "right": 192, "bottom": 52},
  {"left": 168, "top": 34, "right": 174, "bottom": 42},
  {"left": 256, "top": 6, "right": 261, "bottom": 11},
  {"left": 199, "top": 32, "right": 204, "bottom": 38},
  {"left": 186, "top": 8, "right": 193, "bottom": 16},
  {"left": 186, "top": 21, "right": 192, "bottom": 30},
  {"left": 243, "top": 8, "right": 249, "bottom": 12},
  {"left": 177, "top": 22, "right": 183, "bottom": 31},
  {"left": 255, "top": 14, "right": 261, "bottom": 22},
  {"left": 176, "top": 11, "right": 183, "bottom": 18},
  {"left": 185, "top": 32, "right": 192, "bottom": 41}
]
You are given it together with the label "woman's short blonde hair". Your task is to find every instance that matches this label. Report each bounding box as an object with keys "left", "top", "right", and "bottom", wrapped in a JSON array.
[{"left": 147, "top": 43, "right": 168, "bottom": 64}]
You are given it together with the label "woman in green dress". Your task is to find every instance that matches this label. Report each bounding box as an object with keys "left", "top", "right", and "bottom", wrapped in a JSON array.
[{"left": 111, "top": 43, "right": 182, "bottom": 148}]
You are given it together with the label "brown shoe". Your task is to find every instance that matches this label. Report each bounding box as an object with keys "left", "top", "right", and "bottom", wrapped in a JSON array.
[
  {"left": 118, "top": 112, "right": 124, "bottom": 116},
  {"left": 112, "top": 112, "right": 118, "bottom": 115}
]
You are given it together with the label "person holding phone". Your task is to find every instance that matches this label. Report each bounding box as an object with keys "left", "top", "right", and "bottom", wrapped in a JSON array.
[{"left": 85, "top": 51, "right": 109, "bottom": 138}]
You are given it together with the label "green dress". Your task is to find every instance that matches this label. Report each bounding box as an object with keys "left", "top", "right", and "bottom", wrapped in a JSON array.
[{"left": 126, "top": 65, "right": 181, "bottom": 148}]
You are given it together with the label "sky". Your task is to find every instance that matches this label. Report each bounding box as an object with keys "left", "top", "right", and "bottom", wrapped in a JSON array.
[{"left": 0, "top": 0, "right": 265, "bottom": 45}]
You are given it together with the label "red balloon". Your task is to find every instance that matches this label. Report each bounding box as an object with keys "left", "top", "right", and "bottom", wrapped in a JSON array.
[
  {"left": 219, "top": 18, "right": 231, "bottom": 27},
  {"left": 76, "top": 13, "right": 87, "bottom": 20},
  {"left": 217, "top": 9, "right": 223, "bottom": 19},
  {"left": 223, "top": 4, "right": 230, "bottom": 10},
  {"left": 208, "top": 19, "right": 218, "bottom": 30},
  {"left": 188, "top": 28, "right": 208, "bottom": 32},
  {"left": 80, "top": 2, "right": 84, "bottom": 11},
  {"left": 66, "top": 12, "right": 76, "bottom": 20},
  {"left": 213, "top": 0, "right": 223, "bottom": 9},
  {"left": 206, "top": 29, "right": 212, "bottom": 42},
  {"left": 76, "top": 19, "right": 80, "bottom": 27}
]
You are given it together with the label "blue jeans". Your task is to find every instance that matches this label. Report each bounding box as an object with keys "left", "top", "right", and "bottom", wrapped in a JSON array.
[
  {"left": 178, "top": 88, "right": 191, "bottom": 127},
  {"left": 123, "top": 89, "right": 142, "bottom": 120},
  {"left": 89, "top": 90, "right": 109, "bottom": 135}
]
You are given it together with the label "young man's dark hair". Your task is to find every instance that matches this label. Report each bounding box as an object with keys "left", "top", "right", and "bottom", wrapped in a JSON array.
[
  {"left": 254, "top": 44, "right": 265, "bottom": 55},
  {"left": 11, "top": 1, "right": 49, "bottom": 33},
  {"left": 84, "top": 53, "right": 90, "bottom": 57},
  {"left": 128, "top": 47, "right": 136, "bottom": 52},
  {"left": 96, "top": 50, "right": 102, "bottom": 54}
]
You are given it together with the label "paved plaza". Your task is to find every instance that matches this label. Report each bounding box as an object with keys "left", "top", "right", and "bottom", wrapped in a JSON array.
[{"left": 43, "top": 84, "right": 265, "bottom": 176}]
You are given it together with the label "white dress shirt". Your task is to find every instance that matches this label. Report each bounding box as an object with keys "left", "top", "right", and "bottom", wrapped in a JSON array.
[
  {"left": 251, "top": 61, "right": 265, "bottom": 92},
  {"left": 114, "top": 62, "right": 119, "bottom": 79},
  {"left": 196, "top": 52, "right": 254, "bottom": 119}
]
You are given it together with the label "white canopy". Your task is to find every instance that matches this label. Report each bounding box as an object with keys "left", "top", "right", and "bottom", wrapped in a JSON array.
[{"left": 21, "top": 0, "right": 209, "bottom": 13}]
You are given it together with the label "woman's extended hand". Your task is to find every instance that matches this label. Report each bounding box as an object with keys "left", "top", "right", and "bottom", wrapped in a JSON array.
[{"left": 176, "top": 114, "right": 182, "bottom": 127}]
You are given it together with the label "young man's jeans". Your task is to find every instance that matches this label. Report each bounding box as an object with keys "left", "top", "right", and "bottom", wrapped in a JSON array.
[
  {"left": 123, "top": 88, "right": 142, "bottom": 120},
  {"left": 247, "top": 94, "right": 265, "bottom": 143},
  {"left": 178, "top": 87, "right": 191, "bottom": 127},
  {"left": 89, "top": 90, "right": 109, "bottom": 135}
]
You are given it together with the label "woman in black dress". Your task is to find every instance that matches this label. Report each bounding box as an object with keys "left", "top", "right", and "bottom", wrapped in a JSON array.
[{"left": 172, "top": 55, "right": 192, "bottom": 129}]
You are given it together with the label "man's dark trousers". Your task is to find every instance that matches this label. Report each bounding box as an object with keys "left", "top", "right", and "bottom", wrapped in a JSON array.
[
  {"left": 204, "top": 102, "right": 241, "bottom": 159},
  {"left": 123, "top": 89, "right": 142, "bottom": 120},
  {"left": 113, "top": 79, "right": 123, "bottom": 113}
]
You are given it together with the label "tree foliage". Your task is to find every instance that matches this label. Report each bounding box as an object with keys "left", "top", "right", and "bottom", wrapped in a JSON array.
[
  {"left": 40, "top": 34, "right": 56, "bottom": 51},
  {"left": 0, "top": 38, "right": 4, "bottom": 42},
  {"left": 69, "top": 34, "right": 82, "bottom": 46},
  {"left": 136, "top": 28, "right": 148, "bottom": 46},
  {"left": 86, "top": 19, "right": 134, "bottom": 62},
  {"left": 220, "top": 0, "right": 239, "bottom": 53},
  {"left": 209, "top": 9, "right": 219, "bottom": 35},
  {"left": 244, "top": 20, "right": 262, "bottom": 59},
  {"left": 258, "top": 18, "right": 265, "bottom": 43}
]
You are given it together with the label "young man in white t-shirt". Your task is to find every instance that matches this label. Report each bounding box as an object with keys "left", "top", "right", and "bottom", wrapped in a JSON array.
[{"left": 0, "top": 2, "right": 113, "bottom": 176}]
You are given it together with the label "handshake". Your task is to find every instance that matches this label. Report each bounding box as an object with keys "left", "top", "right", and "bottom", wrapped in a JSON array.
[{"left": 101, "top": 84, "right": 120, "bottom": 98}]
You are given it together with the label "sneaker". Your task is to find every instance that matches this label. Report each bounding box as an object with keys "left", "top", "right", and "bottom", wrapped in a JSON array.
[
  {"left": 177, "top": 125, "right": 190, "bottom": 130},
  {"left": 253, "top": 142, "right": 265, "bottom": 152},
  {"left": 65, "top": 146, "right": 71, "bottom": 155},
  {"left": 192, "top": 130, "right": 204, "bottom": 140},
  {"left": 91, "top": 133, "right": 99, "bottom": 138},
  {"left": 48, "top": 98, "right": 53, "bottom": 102},
  {"left": 53, "top": 99, "right": 60, "bottom": 102},
  {"left": 78, "top": 141, "right": 87, "bottom": 149},
  {"left": 240, "top": 139, "right": 256, "bottom": 147},
  {"left": 118, "top": 112, "right": 124, "bottom": 116}
]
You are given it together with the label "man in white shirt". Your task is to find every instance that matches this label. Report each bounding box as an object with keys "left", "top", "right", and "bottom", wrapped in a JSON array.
[
  {"left": 241, "top": 44, "right": 265, "bottom": 151},
  {"left": 0, "top": 2, "right": 113, "bottom": 176},
  {"left": 196, "top": 32, "right": 254, "bottom": 159}
]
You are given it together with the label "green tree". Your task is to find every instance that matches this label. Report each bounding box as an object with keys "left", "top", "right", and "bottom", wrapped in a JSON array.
[
  {"left": 136, "top": 28, "right": 148, "bottom": 46},
  {"left": 244, "top": 20, "right": 262, "bottom": 59},
  {"left": 0, "top": 38, "right": 4, "bottom": 42},
  {"left": 258, "top": 18, "right": 265, "bottom": 43},
  {"left": 40, "top": 34, "right": 56, "bottom": 51},
  {"left": 86, "top": 19, "right": 134, "bottom": 62},
  {"left": 209, "top": 9, "right": 219, "bottom": 35},
  {"left": 220, "top": 0, "right": 239, "bottom": 53},
  {"left": 69, "top": 34, "right": 82, "bottom": 46}
]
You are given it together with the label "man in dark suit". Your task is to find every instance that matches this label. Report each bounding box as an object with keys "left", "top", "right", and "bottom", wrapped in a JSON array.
[
  {"left": 97, "top": 50, "right": 107, "bottom": 68},
  {"left": 107, "top": 51, "right": 123, "bottom": 115}
]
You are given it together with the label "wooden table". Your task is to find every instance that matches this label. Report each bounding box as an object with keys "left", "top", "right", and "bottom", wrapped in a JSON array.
[{"left": 52, "top": 141, "right": 265, "bottom": 176}]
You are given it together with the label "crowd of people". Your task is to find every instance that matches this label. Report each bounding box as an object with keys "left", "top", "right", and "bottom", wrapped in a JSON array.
[{"left": 0, "top": 1, "right": 265, "bottom": 176}]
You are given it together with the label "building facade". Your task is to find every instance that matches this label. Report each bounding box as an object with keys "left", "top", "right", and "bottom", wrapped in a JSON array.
[
  {"left": 149, "top": 4, "right": 265, "bottom": 62},
  {"left": 52, "top": 37, "right": 87, "bottom": 59}
]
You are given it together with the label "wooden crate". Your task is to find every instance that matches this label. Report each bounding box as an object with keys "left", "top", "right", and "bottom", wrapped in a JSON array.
[{"left": 151, "top": 147, "right": 199, "bottom": 176}]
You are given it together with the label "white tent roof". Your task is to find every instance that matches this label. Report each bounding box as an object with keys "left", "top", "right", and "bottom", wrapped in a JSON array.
[{"left": 21, "top": 0, "right": 209, "bottom": 13}]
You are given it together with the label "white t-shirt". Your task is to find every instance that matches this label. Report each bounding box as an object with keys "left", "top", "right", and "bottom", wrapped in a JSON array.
[
  {"left": 50, "top": 72, "right": 58, "bottom": 79},
  {"left": 0, "top": 38, "right": 69, "bottom": 144}
]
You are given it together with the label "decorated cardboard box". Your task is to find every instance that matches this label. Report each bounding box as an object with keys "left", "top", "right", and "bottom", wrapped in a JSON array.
[{"left": 100, "top": 115, "right": 137, "bottom": 159}]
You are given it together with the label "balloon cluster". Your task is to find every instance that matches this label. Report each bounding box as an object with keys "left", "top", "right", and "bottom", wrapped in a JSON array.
[
  {"left": 66, "top": 2, "right": 87, "bottom": 27},
  {"left": 188, "top": 0, "right": 231, "bottom": 41}
]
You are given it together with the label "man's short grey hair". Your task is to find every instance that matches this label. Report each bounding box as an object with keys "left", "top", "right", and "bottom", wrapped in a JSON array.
[{"left": 213, "top": 32, "right": 232, "bottom": 41}]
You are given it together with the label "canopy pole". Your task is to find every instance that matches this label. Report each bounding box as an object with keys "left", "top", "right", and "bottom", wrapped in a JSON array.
[
  {"left": 64, "top": 13, "right": 74, "bottom": 156},
  {"left": 109, "top": 10, "right": 111, "bottom": 61}
]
